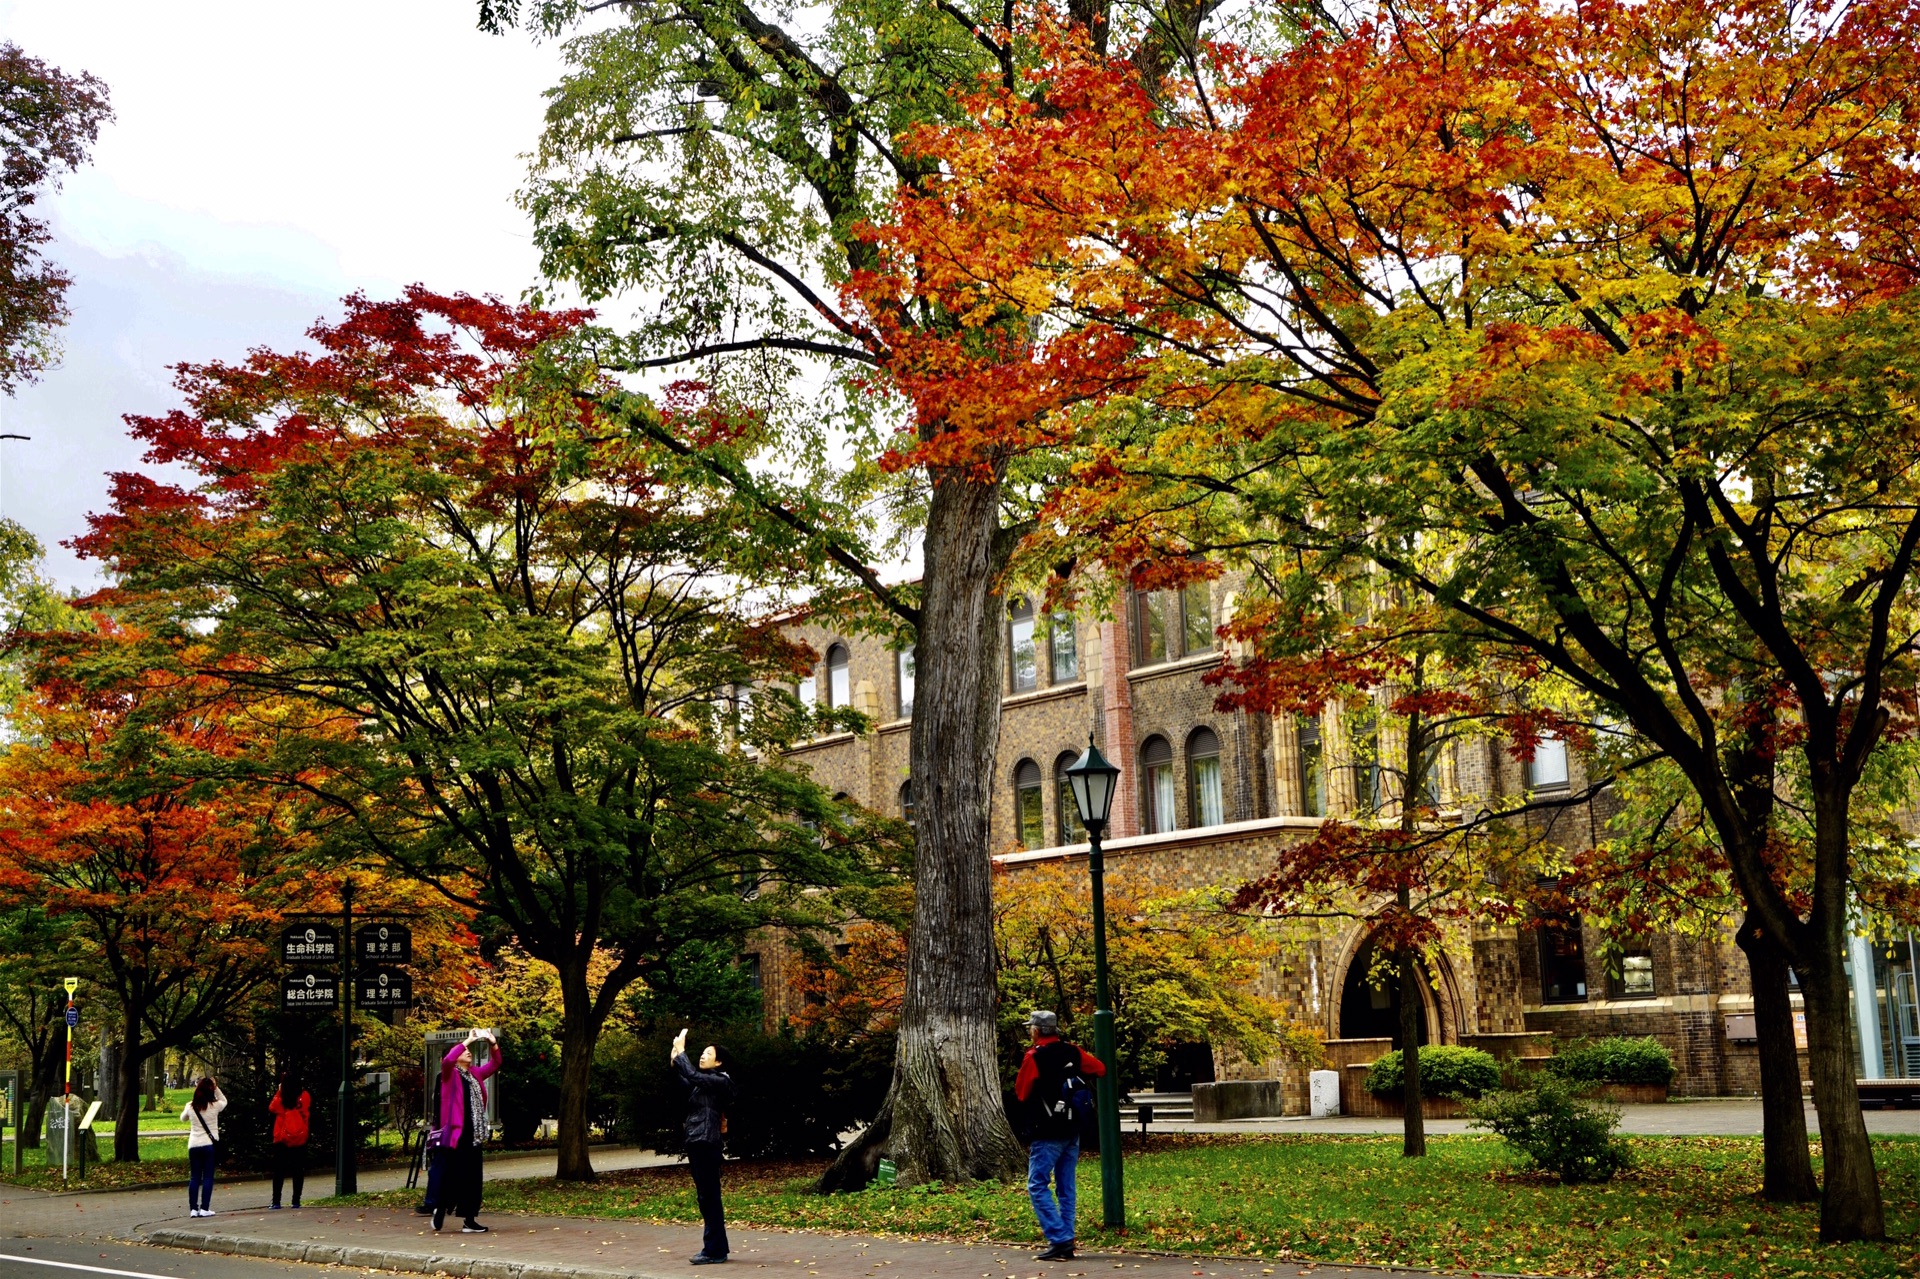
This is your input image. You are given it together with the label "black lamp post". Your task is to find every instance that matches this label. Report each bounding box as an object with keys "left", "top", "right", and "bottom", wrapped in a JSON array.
[{"left": 1064, "top": 736, "right": 1124, "bottom": 1230}]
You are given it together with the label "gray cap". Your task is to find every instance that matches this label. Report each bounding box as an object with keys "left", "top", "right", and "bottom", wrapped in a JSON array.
[{"left": 1027, "top": 1009, "right": 1059, "bottom": 1035}]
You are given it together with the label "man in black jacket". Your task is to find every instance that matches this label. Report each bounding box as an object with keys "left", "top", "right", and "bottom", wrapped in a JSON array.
[
  {"left": 1013, "top": 1010, "right": 1107, "bottom": 1262},
  {"left": 673, "top": 1027, "right": 736, "bottom": 1265}
]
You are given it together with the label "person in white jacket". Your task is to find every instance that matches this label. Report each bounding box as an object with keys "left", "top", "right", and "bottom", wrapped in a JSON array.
[{"left": 182, "top": 1077, "right": 227, "bottom": 1217}]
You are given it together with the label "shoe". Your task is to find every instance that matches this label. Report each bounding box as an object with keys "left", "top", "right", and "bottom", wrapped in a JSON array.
[
  {"left": 463, "top": 1221, "right": 489, "bottom": 1234},
  {"left": 187, "top": 1210, "right": 201, "bottom": 1218},
  {"left": 690, "top": 1255, "right": 728, "bottom": 1265},
  {"left": 292, "top": 1201, "right": 302, "bottom": 1209},
  {"left": 433, "top": 1208, "right": 446, "bottom": 1232},
  {"left": 201, "top": 1210, "right": 216, "bottom": 1218},
  {"left": 1036, "top": 1242, "right": 1075, "bottom": 1262},
  {"left": 415, "top": 1205, "right": 434, "bottom": 1216}
]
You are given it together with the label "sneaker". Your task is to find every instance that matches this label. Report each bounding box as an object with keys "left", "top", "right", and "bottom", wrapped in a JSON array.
[
  {"left": 270, "top": 1204, "right": 282, "bottom": 1210},
  {"left": 432, "top": 1207, "right": 446, "bottom": 1232},
  {"left": 462, "top": 1221, "right": 489, "bottom": 1234},
  {"left": 689, "top": 1255, "right": 728, "bottom": 1265},
  {"left": 201, "top": 1210, "right": 215, "bottom": 1218}
]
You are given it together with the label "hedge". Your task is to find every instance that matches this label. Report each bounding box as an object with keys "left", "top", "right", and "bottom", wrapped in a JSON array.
[
  {"left": 1364, "top": 1045, "right": 1502, "bottom": 1099},
  {"left": 1545, "top": 1036, "right": 1676, "bottom": 1087}
]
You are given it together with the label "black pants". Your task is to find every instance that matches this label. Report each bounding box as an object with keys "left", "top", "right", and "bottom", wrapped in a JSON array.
[
  {"left": 445, "top": 1143, "right": 484, "bottom": 1221},
  {"left": 687, "top": 1141, "right": 728, "bottom": 1258},
  {"left": 271, "top": 1141, "right": 306, "bottom": 1206}
]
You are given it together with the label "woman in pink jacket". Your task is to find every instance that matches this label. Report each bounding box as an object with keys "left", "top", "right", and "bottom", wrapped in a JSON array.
[{"left": 433, "top": 1030, "right": 500, "bottom": 1233}]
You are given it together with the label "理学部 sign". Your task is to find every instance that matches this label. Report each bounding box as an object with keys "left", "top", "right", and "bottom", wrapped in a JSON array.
[{"left": 356, "top": 923, "right": 412, "bottom": 964}]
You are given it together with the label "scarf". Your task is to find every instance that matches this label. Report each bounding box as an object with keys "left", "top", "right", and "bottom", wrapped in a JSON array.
[{"left": 460, "top": 1067, "right": 488, "bottom": 1146}]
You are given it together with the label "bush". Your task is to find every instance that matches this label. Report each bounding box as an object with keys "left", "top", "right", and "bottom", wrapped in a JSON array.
[
  {"left": 1363, "top": 1045, "right": 1502, "bottom": 1100},
  {"left": 1466, "top": 1074, "right": 1631, "bottom": 1184},
  {"left": 1546, "top": 1036, "right": 1675, "bottom": 1087}
]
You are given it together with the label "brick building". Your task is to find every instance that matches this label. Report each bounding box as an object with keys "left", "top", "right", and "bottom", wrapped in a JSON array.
[{"left": 759, "top": 573, "right": 1817, "bottom": 1111}]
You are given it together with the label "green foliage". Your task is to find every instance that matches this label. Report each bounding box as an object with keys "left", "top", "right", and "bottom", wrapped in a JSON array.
[
  {"left": 1546, "top": 1037, "right": 1676, "bottom": 1088},
  {"left": 1364, "top": 1046, "right": 1501, "bottom": 1100},
  {"left": 1468, "top": 1074, "right": 1632, "bottom": 1184}
]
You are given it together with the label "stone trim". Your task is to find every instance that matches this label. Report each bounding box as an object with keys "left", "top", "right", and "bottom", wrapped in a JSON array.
[
  {"left": 993, "top": 813, "right": 1323, "bottom": 865},
  {"left": 1002, "top": 680, "right": 1090, "bottom": 710},
  {"left": 1125, "top": 651, "right": 1226, "bottom": 685},
  {"left": 785, "top": 730, "right": 857, "bottom": 756},
  {"left": 147, "top": 1228, "right": 642, "bottom": 1279}
]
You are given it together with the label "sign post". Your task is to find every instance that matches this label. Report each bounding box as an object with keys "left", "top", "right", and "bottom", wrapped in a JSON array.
[
  {"left": 61, "top": 977, "right": 76, "bottom": 1183},
  {"left": 336, "top": 880, "right": 356, "bottom": 1197}
]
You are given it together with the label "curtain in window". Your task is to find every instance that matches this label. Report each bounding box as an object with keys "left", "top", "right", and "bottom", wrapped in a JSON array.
[
  {"left": 1050, "top": 613, "right": 1078, "bottom": 681},
  {"left": 1188, "top": 727, "right": 1223, "bottom": 827},
  {"left": 1014, "top": 759, "right": 1044, "bottom": 849},
  {"left": 1141, "top": 736, "right": 1176, "bottom": 833},
  {"left": 1055, "top": 752, "right": 1086, "bottom": 844}
]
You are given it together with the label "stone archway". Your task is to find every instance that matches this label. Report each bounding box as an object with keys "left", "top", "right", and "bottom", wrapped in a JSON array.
[{"left": 1329, "top": 929, "right": 1465, "bottom": 1047}]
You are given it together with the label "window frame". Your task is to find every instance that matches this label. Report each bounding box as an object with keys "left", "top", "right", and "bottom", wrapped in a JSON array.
[
  {"left": 1008, "top": 598, "right": 1038, "bottom": 693},
  {"left": 1054, "top": 751, "right": 1087, "bottom": 845},
  {"left": 1180, "top": 580, "right": 1214, "bottom": 657},
  {"left": 1187, "top": 726, "right": 1224, "bottom": 829},
  {"left": 1141, "top": 735, "right": 1177, "bottom": 834},
  {"left": 1132, "top": 588, "right": 1170, "bottom": 667},
  {"left": 1049, "top": 612, "right": 1078, "bottom": 683},
  {"left": 1528, "top": 732, "right": 1570, "bottom": 791},
  {"left": 1297, "top": 716, "right": 1327, "bottom": 817},
  {"left": 896, "top": 646, "right": 915, "bottom": 718},
  {"left": 826, "top": 643, "right": 852, "bottom": 709},
  {"left": 1538, "top": 914, "right": 1590, "bottom": 1004},
  {"left": 1013, "top": 758, "right": 1045, "bottom": 850}
]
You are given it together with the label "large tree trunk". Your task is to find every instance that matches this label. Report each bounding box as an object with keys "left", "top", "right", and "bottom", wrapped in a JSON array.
[
  {"left": 1397, "top": 942, "right": 1425, "bottom": 1158},
  {"left": 1735, "top": 914, "right": 1816, "bottom": 1201},
  {"left": 555, "top": 958, "right": 600, "bottom": 1182},
  {"left": 1799, "top": 796, "right": 1884, "bottom": 1241},
  {"left": 822, "top": 473, "right": 1024, "bottom": 1190},
  {"left": 113, "top": 1004, "right": 146, "bottom": 1163},
  {"left": 22, "top": 1046, "right": 58, "bottom": 1148}
]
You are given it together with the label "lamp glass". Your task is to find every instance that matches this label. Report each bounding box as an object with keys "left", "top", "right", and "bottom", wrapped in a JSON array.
[{"left": 1065, "top": 739, "right": 1121, "bottom": 827}]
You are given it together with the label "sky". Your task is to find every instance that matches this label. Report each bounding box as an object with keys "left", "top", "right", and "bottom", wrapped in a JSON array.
[{"left": 0, "top": 1, "right": 571, "bottom": 586}]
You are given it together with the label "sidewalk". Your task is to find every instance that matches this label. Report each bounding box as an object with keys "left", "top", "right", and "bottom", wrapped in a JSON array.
[
  {"left": 141, "top": 1205, "right": 1458, "bottom": 1279},
  {"left": 1166, "top": 1098, "right": 1920, "bottom": 1137}
]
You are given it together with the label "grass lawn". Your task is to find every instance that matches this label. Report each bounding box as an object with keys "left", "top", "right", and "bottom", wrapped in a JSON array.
[
  {"left": 0, "top": 1127, "right": 415, "bottom": 1190},
  {"left": 340, "top": 1134, "right": 1920, "bottom": 1278}
]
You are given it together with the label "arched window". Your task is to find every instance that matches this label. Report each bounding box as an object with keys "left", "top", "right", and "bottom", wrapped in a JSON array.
[
  {"left": 1141, "top": 736, "right": 1176, "bottom": 834},
  {"left": 826, "top": 643, "right": 851, "bottom": 708},
  {"left": 1014, "top": 759, "right": 1044, "bottom": 849},
  {"left": 900, "top": 779, "right": 914, "bottom": 824},
  {"left": 897, "top": 646, "right": 916, "bottom": 718},
  {"left": 1008, "top": 598, "right": 1038, "bottom": 692},
  {"left": 1297, "top": 716, "right": 1327, "bottom": 817},
  {"left": 1055, "top": 751, "right": 1087, "bottom": 845},
  {"left": 1187, "top": 727, "right": 1224, "bottom": 828}
]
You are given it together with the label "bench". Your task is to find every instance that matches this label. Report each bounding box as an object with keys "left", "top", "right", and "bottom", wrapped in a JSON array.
[{"left": 1856, "top": 1079, "right": 1920, "bottom": 1109}]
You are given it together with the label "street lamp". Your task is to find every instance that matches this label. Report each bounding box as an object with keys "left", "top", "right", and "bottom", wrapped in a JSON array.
[{"left": 1064, "top": 736, "right": 1124, "bottom": 1230}]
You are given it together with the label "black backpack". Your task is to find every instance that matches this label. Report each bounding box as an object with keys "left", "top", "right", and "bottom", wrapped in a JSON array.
[{"left": 1030, "top": 1040, "right": 1095, "bottom": 1142}]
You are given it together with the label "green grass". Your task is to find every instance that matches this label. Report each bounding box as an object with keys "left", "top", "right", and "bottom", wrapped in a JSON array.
[{"left": 338, "top": 1134, "right": 1920, "bottom": 1278}]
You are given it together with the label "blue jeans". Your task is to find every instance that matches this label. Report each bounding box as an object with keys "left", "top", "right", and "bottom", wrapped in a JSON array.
[
  {"left": 1027, "top": 1138, "right": 1079, "bottom": 1244},
  {"left": 188, "top": 1145, "right": 216, "bottom": 1211}
]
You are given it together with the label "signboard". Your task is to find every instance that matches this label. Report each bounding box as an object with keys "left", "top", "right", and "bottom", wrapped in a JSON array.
[
  {"left": 281, "top": 923, "right": 339, "bottom": 964},
  {"left": 64, "top": 1005, "right": 78, "bottom": 1028},
  {"left": 78, "top": 1100, "right": 101, "bottom": 1132},
  {"left": 356, "top": 923, "right": 412, "bottom": 965},
  {"left": 354, "top": 966, "right": 412, "bottom": 1011},
  {"left": 280, "top": 969, "right": 338, "bottom": 1011}
]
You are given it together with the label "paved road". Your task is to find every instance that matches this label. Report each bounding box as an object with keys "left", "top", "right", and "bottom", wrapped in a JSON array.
[
  {"left": 1174, "top": 1097, "right": 1920, "bottom": 1136},
  {"left": 0, "top": 1146, "right": 677, "bottom": 1246},
  {"left": 0, "top": 1236, "right": 315, "bottom": 1279}
]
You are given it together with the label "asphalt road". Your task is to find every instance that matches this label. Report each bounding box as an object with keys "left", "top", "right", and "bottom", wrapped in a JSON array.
[{"left": 0, "top": 1237, "right": 319, "bottom": 1279}]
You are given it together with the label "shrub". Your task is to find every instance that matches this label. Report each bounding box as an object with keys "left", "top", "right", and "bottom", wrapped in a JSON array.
[
  {"left": 1546, "top": 1036, "right": 1676, "bottom": 1087},
  {"left": 1467, "top": 1074, "right": 1631, "bottom": 1184},
  {"left": 1363, "top": 1045, "right": 1502, "bottom": 1099}
]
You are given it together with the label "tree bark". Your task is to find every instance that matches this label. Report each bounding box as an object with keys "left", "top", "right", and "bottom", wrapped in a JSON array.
[
  {"left": 555, "top": 957, "right": 601, "bottom": 1182},
  {"left": 822, "top": 473, "right": 1024, "bottom": 1190},
  {"left": 1397, "top": 941, "right": 1425, "bottom": 1158},
  {"left": 113, "top": 1002, "right": 146, "bottom": 1163},
  {"left": 1797, "top": 793, "right": 1884, "bottom": 1241},
  {"left": 22, "top": 1047, "right": 58, "bottom": 1148},
  {"left": 1735, "top": 914, "right": 1816, "bottom": 1201}
]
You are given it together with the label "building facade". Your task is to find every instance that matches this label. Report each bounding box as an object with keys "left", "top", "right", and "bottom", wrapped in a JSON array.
[{"left": 763, "top": 575, "right": 1818, "bottom": 1110}]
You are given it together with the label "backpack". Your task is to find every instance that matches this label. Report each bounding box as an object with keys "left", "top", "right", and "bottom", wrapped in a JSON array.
[{"left": 1031, "top": 1040, "right": 1095, "bottom": 1142}]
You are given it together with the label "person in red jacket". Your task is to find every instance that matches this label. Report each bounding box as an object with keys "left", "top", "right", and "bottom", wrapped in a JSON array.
[
  {"left": 268, "top": 1069, "right": 311, "bottom": 1209},
  {"left": 1013, "top": 1010, "right": 1106, "bottom": 1262}
]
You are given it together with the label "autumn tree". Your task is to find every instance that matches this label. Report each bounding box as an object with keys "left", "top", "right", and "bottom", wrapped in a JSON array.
[
  {"left": 80, "top": 288, "right": 902, "bottom": 1180},
  {"left": 0, "top": 905, "right": 92, "bottom": 1147},
  {"left": 0, "top": 627, "right": 315, "bottom": 1163},
  {"left": 0, "top": 42, "right": 110, "bottom": 392},
  {"left": 475, "top": 0, "right": 1257, "bottom": 1188},
  {"left": 851, "top": 0, "right": 1920, "bottom": 1238}
]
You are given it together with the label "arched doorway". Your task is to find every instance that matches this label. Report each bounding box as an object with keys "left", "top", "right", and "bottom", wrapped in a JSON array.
[{"left": 1338, "top": 936, "right": 1434, "bottom": 1046}]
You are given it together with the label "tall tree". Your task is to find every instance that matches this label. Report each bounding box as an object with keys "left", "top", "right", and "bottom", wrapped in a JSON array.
[
  {"left": 0, "top": 628, "right": 310, "bottom": 1163},
  {"left": 476, "top": 0, "right": 1244, "bottom": 1187},
  {"left": 0, "top": 905, "right": 91, "bottom": 1147},
  {"left": 80, "top": 288, "right": 900, "bottom": 1180},
  {"left": 0, "top": 43, "right": 110, "bottom": 393},
  {"left": 846, "top": 0, "right": 1920, "bottom": 1238}
]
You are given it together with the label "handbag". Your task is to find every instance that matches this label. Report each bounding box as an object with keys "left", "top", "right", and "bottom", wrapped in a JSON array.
[{"left": 192, "top": 1105, "right": 221, "bottom": 1159}]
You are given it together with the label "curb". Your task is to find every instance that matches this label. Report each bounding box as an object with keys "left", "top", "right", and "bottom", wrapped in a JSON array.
[{"left": 145, "top": 1229, "right": 654, "bottom": 1279}]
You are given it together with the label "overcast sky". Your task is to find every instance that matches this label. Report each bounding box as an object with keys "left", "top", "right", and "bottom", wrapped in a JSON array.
[{"left": 0, "top": 1, "right": 569, "bottom": 586}]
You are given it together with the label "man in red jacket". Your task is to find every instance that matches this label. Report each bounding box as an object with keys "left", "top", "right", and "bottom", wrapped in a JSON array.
[{"left": 1013, "top": 1010, "right": 1106, "bottom": 1262}]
